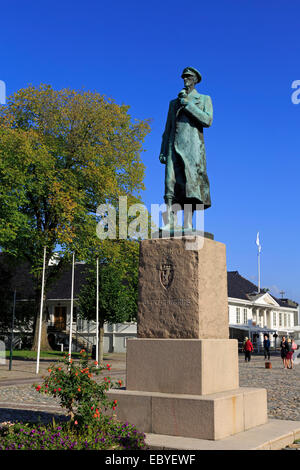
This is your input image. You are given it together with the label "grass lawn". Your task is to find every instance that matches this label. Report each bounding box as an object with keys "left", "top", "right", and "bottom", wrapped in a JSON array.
[{"left": 5, "top": 350, "right": 107, "bottom": 360}]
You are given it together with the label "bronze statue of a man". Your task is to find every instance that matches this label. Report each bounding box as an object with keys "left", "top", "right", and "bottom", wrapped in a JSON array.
[{"left": 159, "top": 67, "right": 213, "bottom": 231}]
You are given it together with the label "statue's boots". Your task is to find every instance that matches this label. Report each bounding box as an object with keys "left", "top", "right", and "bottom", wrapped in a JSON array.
[
  {"left": 161, "top": 204, "right": 175, "bottom": 232},
  {"left": 183, "top": 208, "right": 194, "bottom": 232}
]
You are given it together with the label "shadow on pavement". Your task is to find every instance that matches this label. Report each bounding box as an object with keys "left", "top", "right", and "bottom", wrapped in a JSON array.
[{"left": 0, "top": 408, "right": 69, "bottom": 425}]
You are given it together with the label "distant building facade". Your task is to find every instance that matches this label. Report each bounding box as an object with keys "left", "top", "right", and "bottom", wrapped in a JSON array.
[
  {"left": 227, "top": 271, "right": 299, "bottom": 349},
  {"left": 0, "top": 254, "right": 299, "bottom": 353}
]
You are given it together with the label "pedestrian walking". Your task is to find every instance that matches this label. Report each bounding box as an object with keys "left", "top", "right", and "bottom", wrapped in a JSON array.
[
  {"left": 263, "top": 334, "right": 270, "bottom": 361},
  {"left": 291, "top": 339, "right": 298, "bottom": 368},
  {"left": 244, "top": 337, "right": 253, "bottom": 362},
  {"left": 292, "top": 339, "right": 300, "bottom": 365},
  {"left": 280, "top": 336, "right": 288, "bottom": 369},
  {"left": 242, "top": 336, "right": 248, "bottom": 361}
]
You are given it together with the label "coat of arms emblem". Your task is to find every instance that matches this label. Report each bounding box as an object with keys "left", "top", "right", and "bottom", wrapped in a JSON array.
[{"left": 159, "top": 263, "right": 174, "bottom": 289}]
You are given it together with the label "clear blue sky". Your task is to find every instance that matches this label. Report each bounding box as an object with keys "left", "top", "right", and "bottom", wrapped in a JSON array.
[{"left": 1, "top": 0, "right": 300, "bottom": 302}]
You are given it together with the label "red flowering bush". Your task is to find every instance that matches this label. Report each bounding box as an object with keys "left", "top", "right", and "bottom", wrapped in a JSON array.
[{"left": 33, "top": 350, "right": 121, "bottom": 427}]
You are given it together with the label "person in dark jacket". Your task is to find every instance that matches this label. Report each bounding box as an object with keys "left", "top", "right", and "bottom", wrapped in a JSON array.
[
  {"left": 280, "top": 336, "right": 288, "bottom": 368},
  {"left": 263, "top": 334, "right": 270, "bottom": 361},
  {"left": 286, "top": 338, "right": 293, "bottom": 369}
]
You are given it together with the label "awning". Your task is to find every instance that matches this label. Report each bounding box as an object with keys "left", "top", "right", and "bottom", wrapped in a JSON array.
[{"left": 230, "top": 324, "right": 276, "bottom": 333}]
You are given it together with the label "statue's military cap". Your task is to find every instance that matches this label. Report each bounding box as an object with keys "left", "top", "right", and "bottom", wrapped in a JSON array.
[{"left": 181, "top": 67, "right": 202, "bottom": 83}]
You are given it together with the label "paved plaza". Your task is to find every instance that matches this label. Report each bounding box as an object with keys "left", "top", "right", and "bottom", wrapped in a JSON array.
[
  {"left": 0, "top": 352, "right": 299, "bottom": 430},
  {"left": 239, "top": 354, "right": 300, "bottom": 422}
]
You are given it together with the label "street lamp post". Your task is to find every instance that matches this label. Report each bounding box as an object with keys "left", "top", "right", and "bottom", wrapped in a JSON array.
[{"left": 9, "top": 290, "right": 16, "bottom": 371}]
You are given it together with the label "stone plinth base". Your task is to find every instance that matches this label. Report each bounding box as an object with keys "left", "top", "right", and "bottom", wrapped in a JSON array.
[
  {"left": 117, "top": 236, "right": 269, "bottom": 442},
  {"left": 126, "top": 338, "right": 239, "bottom": 395},
  {"left": 137, "top": 236, "right": 229, "bottom": 339},
  {"left": 108, "top": 387, "right": 268, "bottom": 441},
  {"left": 145, "top": 419, "right": 300, "bottom": 450}
]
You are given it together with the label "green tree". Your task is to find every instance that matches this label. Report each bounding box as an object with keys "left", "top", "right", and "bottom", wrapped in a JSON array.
[
  {"left": 0, "top": 258, "right": 14, "bottom": 333},
  {"left": 78, "top": 239, "right": 139, "bottom": 363},
  {"left": 0, "top": 84, "right": 150, "bottom": 350}
]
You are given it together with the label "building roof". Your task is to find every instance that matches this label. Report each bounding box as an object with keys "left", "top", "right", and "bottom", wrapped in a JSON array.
[
  {"left": 0, "top": 253, "right": 36, "bottom": 300},
  {"left": 0, "top": 254, "right": 298, "bottom": 308},
  {"left": 0, "top": 253, "right": 89, "bottom": 301},
  {"left": 227, "top": 271, "right": 258, "bottom": 301},
  {"left": 46, "top": 263, "right": 89, "bottom": 299},
  {"left": 227, "top": 271, "right": 298, "bottom": 309}
]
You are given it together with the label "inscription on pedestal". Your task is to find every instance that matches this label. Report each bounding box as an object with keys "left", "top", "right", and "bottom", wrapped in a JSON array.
[
  {"left": 137, "top": 237, "right": 229, "bottom": 339},
  {"left": 142, "top": 298, "right": 191, "bottom": 306}
]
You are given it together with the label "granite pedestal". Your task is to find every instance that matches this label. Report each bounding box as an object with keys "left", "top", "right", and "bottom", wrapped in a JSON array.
[
  {"left": 109, "top": 236, "right": 268, "bottom": 440},
  {"left": 137, "top": 236, "right": 228, "bottom": 339}
]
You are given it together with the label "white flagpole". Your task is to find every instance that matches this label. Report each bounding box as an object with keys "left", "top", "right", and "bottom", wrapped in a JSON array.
[
  {"left": 256, "top": 232, "right": 261, "bottom": 293},
  {"left": 36, "top": 246, "right": 47, "bottom": 375},
  {"left": 96, "top": 257, "right": 99, "bottom": 368},
  {"left": 258, "top": 249, "right": 261, "bottom": 293},
  {"left": 68, "top": 253, "right": 75, "bottom": 360}
]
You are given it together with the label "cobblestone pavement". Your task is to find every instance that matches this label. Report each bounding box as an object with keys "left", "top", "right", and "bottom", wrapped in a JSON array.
[
  {"left": 239, "top": 354, "right": 300, "bottom": 422},
  {"left": 0, "top": 353, "right": 126, "bottom": 425},
  {"left": 0, "top": 352, "right": 126, "bottom": 381},
  {"left": 0, "top": 353, "right": 299, "bottom": 428}
]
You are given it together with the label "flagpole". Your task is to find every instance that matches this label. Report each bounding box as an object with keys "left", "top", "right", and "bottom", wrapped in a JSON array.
[
  {"left": 258, "top": 249, "right": 260, "bottom": 294},
  {"left": 96, "top": 257, "right": 99, "bottom": 368},
  {"left": 9, "top": 290, "right": 16, "bottom": 371},
  {"left": 256, "top": 232, "right": 261, "bottom": 294},
  {"left": 36, "top": 246, "right": 47, "bottom": 375},
  {"left": 68, "top": 253, "right": 75, "bottom": 361}
]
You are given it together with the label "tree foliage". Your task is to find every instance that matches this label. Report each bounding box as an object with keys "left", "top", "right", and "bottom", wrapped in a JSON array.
[
  {"left": 79, "top": 240, "right": 139, "bottom": 324},
  {"left": 0, "top": 84, "right": 150, "bottom": 348}
]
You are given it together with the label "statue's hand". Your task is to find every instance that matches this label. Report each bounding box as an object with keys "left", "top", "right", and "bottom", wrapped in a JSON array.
[
  {"left": 159, "top": 153, "right": 167, "bottom": 164},
  {"left": 179, "top": 97, "right": 188, "bottom": 106}
]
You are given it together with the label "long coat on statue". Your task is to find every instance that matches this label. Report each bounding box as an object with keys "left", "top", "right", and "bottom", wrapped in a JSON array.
[{"left": 159, "top": 88, "right": 213, "bottom": 209}]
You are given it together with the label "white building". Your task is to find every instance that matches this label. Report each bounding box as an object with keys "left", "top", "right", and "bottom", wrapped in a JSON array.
[
  {"left": 1, "top": 253, "right": 298, "bottom": 353},
  {"left": 46, "top": 269, "right": 299, "bottom": 353},
  {"left": 227, "top": 271, "right": 299, "bottom": 349}
]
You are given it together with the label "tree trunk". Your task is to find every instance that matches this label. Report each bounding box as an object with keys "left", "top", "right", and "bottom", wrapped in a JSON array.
[
  {"left": 32, "top": 290, "right": 52, "bottom": 351},
  {"left": 98, "top": 317, "right": 104, "bottom": 365}
]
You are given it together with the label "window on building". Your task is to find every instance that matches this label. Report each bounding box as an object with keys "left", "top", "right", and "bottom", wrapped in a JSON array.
[
  {"left": 123, "top": 337, "right": 131, "bottom": 348},
  {"left": 273, "top": 312, "right": 277, "bottom": 327},
  {"left": 284, "top": 313, "right": 287, "bottom": 327},
  {"left": 294, "top": 312, "right": 298, "bottom": 325},
  {"left": 279, "top": 312, "right": 282, "bottom": 326},
  {"left": 236, "top": 307, "right": 240, "bottom": 323},
  {"left": 73, "top": 307, "right": 77, "bottom": 322},
  {"left": 243, "top": 308, "right": 247, "bottom": 324},
  {"left": 288, "top": 314, "right": 291, "bottom": 327},
  {"left": 77, "top": 317, "right": 84, "bottom": 331}
]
